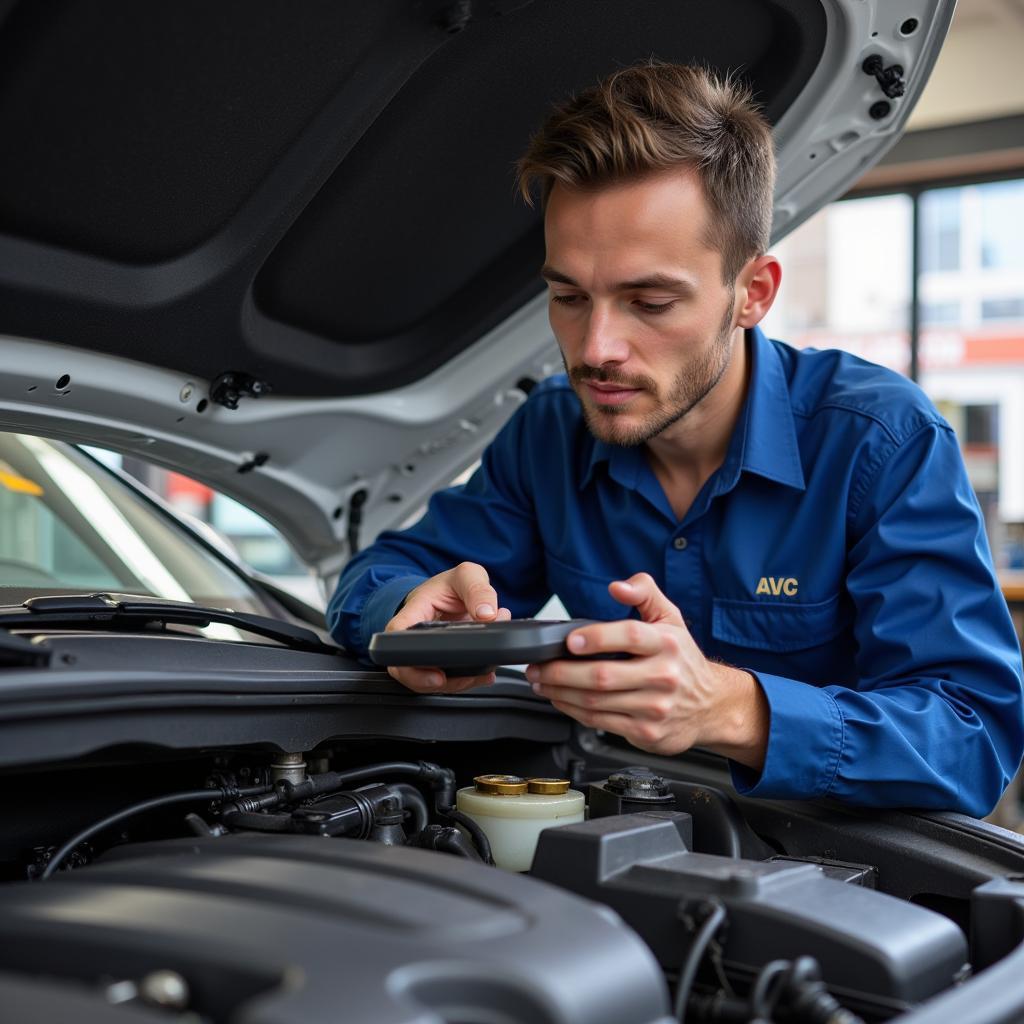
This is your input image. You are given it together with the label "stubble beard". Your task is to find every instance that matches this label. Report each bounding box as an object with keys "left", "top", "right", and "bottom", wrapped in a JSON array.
[{"left": 568, "top": 294, "right": 737, "bottom": 448}]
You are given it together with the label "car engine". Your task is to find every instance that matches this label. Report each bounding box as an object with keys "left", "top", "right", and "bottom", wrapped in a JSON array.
[{"left": 0, "top": 748, "right": 981, "bottom": 1024}]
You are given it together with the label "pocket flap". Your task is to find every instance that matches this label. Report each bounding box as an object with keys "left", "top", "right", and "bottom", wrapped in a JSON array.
[{"left": 711, "top": 593, "right": 846, "bottom": 652}]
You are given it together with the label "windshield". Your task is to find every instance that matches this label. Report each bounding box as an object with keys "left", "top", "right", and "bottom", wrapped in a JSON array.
[{"left": 0, "top": 433, "right": 275, "bottom": 617}]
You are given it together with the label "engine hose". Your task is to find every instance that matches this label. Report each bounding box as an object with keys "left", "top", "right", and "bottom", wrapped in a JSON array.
[
  {"left": 748, "top": 959, "right": 793, "bottom": 1020},
  {"left": 40, "top": 784, "right": 271, "bottom": 879},
  {"left": 438, "top": 806, "right": 494, "bottom": 865},
  {"left": 436, "top": 827, "right": 483, "bottom": 860},
  {"left": 229, "top": 762, "right": 483, "bottom": 859},
  {"left": 748, "top": 956, "right": 865, "bottom": 1024},
  {"left": 409, "top": 825, "right": 482, "bottom": 860},
  {"left": 781, "top": 957, "right": 865, "bottom": 1024},
  {"left": 307, "top": 762, "right": 478, "bottom": 851},
  {"left": 684, "top": 991, "right": 758, "bottom": 1023},
  {"left": 674, "top": 900, "right": 727, "bottom": 1021},
  {"left": 217, "top": 809, "right": 293, "bottom": 833},
  {"left": 388, "top": 783, "right": 430, "bottom": 834},
  {"left": 222, "top": 762, "right": 446, "bottom": 817},
  {"left": 322, "top": 761, "right": 450, "bottom": 791}
]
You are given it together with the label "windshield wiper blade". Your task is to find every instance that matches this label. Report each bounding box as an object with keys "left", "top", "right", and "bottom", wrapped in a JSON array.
[{"left": 0, "top": 594, "right": 337, "bottom": 653}]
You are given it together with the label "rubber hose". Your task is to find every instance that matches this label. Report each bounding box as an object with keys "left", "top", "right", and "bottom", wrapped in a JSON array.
[
  {"left": 440, "top": 806, "right": 494, "bottom": 865},
  {"left": 41, "top": 784, "right": 270, "bottom": 879},
  {"left": 390, "top": 783, "right": 430, "bottom": 834},
  {"left": 674, "top": 901, "right": 727, "bottom": 1021}
]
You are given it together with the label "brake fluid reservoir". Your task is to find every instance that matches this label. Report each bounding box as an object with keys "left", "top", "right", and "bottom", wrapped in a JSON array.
[{"left": 456, "top": 775, "right": 585, "bottom": 871}]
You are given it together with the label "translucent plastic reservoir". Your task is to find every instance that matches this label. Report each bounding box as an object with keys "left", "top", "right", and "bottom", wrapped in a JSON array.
[{"left": 456, "top": 776, "right": 585, "bottom": 872}]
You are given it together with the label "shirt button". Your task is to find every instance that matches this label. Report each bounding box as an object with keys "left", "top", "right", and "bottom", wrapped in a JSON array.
[{"left": 673, "top": 537, "right": 688, "bottom": 551}]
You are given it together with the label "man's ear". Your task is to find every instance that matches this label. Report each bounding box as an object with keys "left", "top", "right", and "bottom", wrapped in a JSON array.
[{"left": 735, "top": 255, "right": 782, "bottom": 329}]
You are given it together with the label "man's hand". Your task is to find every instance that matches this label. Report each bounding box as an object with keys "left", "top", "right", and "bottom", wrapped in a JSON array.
[
  {"left": 525, "top": 573, "right": 769, "bottom": 770},
  {"left": 385, "top": 561, "right": 512, "bottom": 694}
]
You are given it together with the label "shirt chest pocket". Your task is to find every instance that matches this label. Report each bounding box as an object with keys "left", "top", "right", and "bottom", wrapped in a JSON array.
[
  {"left": 711, "top": 592, "right": 850, "bottom": 659},
  {"left": 544, "top": 551, "right": 628, "bottom": 621}
]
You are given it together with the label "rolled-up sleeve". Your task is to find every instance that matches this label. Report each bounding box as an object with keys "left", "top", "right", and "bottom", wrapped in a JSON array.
[{"left": 732, "top": 421, "right": 1024, "bottom": 816}]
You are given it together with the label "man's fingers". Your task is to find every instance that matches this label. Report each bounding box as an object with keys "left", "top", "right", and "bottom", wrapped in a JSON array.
[
  {"left": 387, "top": 664, "right": 446, "bottom": 691},
  {"left": 451, "top": 562, "right": 499, "bottom": 620},
  {"left": 538, "top": 684, "right": 663, "bottom": 718},
  {"left": 526, "top": 656, "right": 665, "bottom": 692},
  {"left": 387, "top": 594, "right": 438, "bottom": 633},
  {"left": 444, "top": 671, "right": 497, "bottom": 692},
  {"left": 388, "top": 664, "right": 495, "bottom": 694},
  {"left": 565, "top": 619, "right": 661, "bottom": 658},
  {"left": 608, "top": 573, "right": 684, "bottom": 626}
]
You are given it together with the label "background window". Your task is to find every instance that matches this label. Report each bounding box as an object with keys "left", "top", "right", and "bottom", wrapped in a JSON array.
[
  {"left": 765, "top": 175, "right": 1024, "bottom": 578},
  {"left": 982, "top": 297, "right": 1024, "bottom": 321},
  {"left": 920, "top": 187, "right": 961, "bottom": 272},
  {"left": 762, "top": 194, "right": 913, "bottom": 374},
  {"left": 922, "top": 300, "right": 961, "bottom": 326},
  {"left": 979, "top": 179, "right": 1024, "bottom": 271}
]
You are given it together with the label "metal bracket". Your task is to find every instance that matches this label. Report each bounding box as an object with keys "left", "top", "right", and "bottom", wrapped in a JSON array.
[
  {"left": 862, "top": 55, "right": 906, "bottom": 99},
  {"left": 209, "top": 371, "right": 273, "bottom": 410}
]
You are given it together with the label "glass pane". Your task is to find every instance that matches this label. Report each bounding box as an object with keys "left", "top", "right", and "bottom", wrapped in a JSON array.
[
  {"left": 922, "top": 300, "right": 960, "bottom": 326},
  {"left": 0, "top": 434, "right": 273, "bottom": 626},
  {"left": 762, "top": 194, "right": 913, "bottom": 374},
  {"left": 979, "top": 179, "right": 1024, "bottom": 271},
  {"left": 917, "top": 177, "right": 1024, "bottom": 578},
  {"left": 920, "top": 187, "right": 961, "bottom": 273},
  {"left": 981, "top": 297, "right": 1024, "bottom": 322},
  {"left": 95, "top": 454, "right": 322, "bottom": 609}
]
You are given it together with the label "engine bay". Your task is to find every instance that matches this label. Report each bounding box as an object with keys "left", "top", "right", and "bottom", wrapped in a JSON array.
[{"left": 3, "top": 737, "right": 1021, "bottom": 1024}]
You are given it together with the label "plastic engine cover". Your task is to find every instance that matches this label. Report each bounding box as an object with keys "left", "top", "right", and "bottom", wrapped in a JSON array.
[
  {"left": 0, "top": 833, "right": 674, "bottom": 1024},
  {"left": 532, "top": 811, "right": 969, "bottom": 1014}
]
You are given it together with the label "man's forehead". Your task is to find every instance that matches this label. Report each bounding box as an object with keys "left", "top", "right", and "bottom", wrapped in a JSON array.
[{"left": 542, "top": 170, "right": 718, "bottom": 280}]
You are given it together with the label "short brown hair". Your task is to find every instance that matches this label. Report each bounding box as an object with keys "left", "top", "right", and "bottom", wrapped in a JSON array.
[{"left": 516, "top": 62, "right": 775, "bottom": 282}]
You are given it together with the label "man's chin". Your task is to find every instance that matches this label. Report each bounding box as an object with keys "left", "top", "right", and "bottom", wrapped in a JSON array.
[{"left": 582, "top": 406, "right": 651, "bottom": 447}]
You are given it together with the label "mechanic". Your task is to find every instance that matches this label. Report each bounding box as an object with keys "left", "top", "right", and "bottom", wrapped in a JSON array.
[{"left": 328, "top": 62, "right": 1024, "bottom": 816}]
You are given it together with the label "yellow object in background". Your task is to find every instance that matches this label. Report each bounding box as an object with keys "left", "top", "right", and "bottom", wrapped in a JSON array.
[{"left": 0, "top": 470, "right": 44, "bottom": 496}]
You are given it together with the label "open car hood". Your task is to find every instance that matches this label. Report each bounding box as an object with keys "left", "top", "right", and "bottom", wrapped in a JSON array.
[{"left": 0, "top": 0, "right": 954, "bottom": 575}]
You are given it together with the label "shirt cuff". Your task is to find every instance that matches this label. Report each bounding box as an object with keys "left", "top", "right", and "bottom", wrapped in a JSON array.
[
  {"left": 359, "top": 574, "right": 427, "bottom": 651},
  {"left": 730, "top": 672, "right": 845, "bottom": 800}
]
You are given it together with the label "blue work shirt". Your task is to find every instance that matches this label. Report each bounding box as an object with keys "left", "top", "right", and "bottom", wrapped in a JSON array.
[{"left": 329, "top": 326, "right": 1024, "bottom": 816}]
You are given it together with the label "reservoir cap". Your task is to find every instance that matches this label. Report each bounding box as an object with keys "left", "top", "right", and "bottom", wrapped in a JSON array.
[
  {"left": 605, "top": 767, "right": 673, "bottom": 802},
  {"left": 474, "top": 774, "right": 528, "bottom": 796},
  {"left": 527, "top": 778, "right": 571, "bottom": 795}
]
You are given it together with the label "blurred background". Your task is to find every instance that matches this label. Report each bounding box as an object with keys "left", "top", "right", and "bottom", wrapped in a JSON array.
[{"left": 105, "top": 0, "right": 1024, "bottom": 620}]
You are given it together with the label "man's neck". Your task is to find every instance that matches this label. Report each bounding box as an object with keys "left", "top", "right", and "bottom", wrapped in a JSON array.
[{"left": 644, "top": 329, "right": 750, "bottom": 520}]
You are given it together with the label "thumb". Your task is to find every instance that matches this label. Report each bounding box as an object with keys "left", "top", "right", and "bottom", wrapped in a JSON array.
[{"left": 609, "top": 573, "right": 684, "bottom": 626}]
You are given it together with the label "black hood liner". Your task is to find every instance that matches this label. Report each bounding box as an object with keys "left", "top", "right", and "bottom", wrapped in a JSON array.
[{"left": 0, "top": 0, "right": 824, "bottom": 397}]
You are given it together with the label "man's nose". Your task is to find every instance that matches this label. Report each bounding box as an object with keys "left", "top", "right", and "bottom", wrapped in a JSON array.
[{"left": 580, "top": 304, "right": 630, "bottom": 367}]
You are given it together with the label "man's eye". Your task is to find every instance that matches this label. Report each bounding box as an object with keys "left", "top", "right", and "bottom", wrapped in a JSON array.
[
  {"left": 635, "top": 300, "right": 677, "bottom": 314},
  {"left": 551, "top": 294, "right": 582, "bottom": 306}
]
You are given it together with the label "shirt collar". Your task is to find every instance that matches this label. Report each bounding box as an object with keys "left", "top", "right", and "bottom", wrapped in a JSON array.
[
  {"left": 739, "top": 325, "right": 806, "bottom": 491},
  {"left": 579, "top": 325, "right": 805, "bottom": 493}
]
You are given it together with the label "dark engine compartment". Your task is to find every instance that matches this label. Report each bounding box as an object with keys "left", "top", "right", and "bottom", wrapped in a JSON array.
[{"left": 3, "top": 734, "right": 1023, "bottom": 1024}]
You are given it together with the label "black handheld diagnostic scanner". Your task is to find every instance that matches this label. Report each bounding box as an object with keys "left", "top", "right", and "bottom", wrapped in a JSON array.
[{"left": 368, "top": 618, "right": 603, "bottom": 676}]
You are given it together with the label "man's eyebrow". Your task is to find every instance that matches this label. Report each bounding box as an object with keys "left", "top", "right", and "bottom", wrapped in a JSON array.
[
  {"left": 540, "top": 266, "right": 577, "bottom": 286},
  {"left": 616, "top": 273, "right": 694, "bottom": 292},
  {"left": 539, "top": 267, "right": 694, "bottom": 293}
]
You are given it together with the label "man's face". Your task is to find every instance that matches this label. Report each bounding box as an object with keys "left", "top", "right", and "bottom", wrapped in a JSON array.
[{"left": 542, "top": 169, "right": 740, "bottom": 447}]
